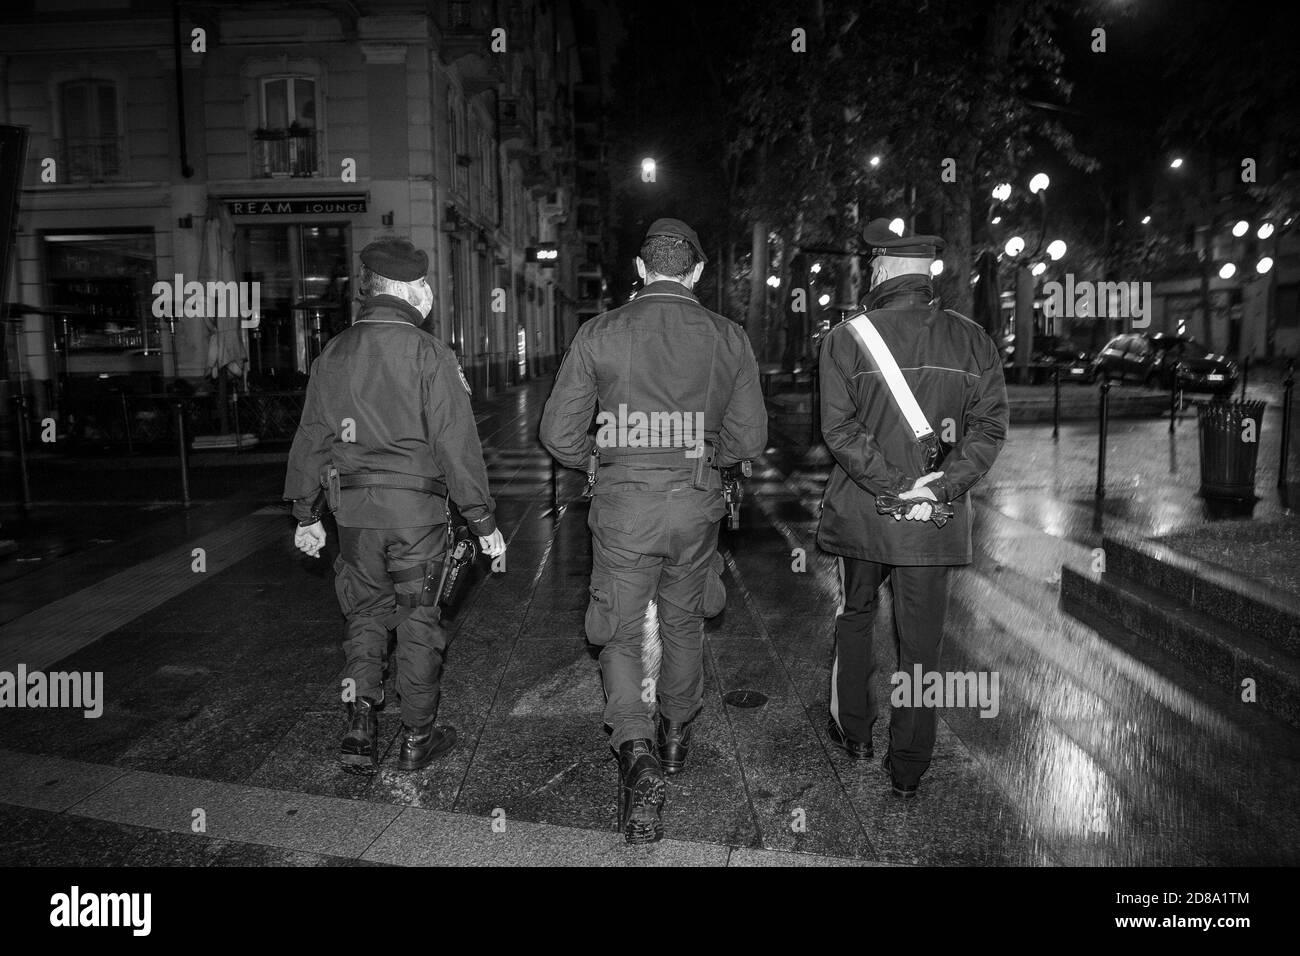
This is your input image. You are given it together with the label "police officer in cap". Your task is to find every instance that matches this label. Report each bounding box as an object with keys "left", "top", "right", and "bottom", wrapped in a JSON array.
[
  {"left": 285, "top": 236, "right": 506, "bottom": 775},
  {"left": 817, "top": 218, "right": 1008, "bottom": 796},
  {"left": 540, "top": 218, "right": 767, "bottom": 843}
]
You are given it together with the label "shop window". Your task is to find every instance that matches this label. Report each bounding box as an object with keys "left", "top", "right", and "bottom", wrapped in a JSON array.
[{"left": 237, "top": 224, "right": 350, "bottom": 383}]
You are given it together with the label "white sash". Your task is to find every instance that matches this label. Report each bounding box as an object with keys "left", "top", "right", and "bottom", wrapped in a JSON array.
[{"left": 844, "top": 313, "right": 935, "bottom": 442}]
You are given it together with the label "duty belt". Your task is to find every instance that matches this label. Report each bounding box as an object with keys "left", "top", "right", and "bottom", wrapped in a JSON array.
[
  {"left": 598, "top": 448, "right": 708, "bottom": 468},
  {"left": 338, "top": 472, "right": 448, "bottom": 498}
]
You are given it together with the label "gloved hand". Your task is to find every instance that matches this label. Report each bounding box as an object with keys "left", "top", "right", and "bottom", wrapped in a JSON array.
[
  {"left": 294, "top": 521, "right": 326, "bottom": 558},
  {"left": 478, "top": 529, "right": 506, "bottom": 558}
]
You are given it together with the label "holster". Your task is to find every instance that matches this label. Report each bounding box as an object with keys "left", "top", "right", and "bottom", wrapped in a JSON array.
[
  {"left": 691, "top": 441, "right": 719, "bottom": 491},
  {"left": 919, "top": 433, "right": 953, "bottom": 473},
  {"left": 321, "top": 464, "right": 342, "bottom": 514}
]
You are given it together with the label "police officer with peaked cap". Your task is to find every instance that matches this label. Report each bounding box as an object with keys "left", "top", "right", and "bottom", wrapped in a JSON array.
[
  {"left": 540, "top": 217, "right": 767, "bottom": 843},
  {"left": 285, "top": 236, "right": 506, "bottom": 775},
  {"left": 817, "top": 217, "right": 1008, "bottom": 796}
]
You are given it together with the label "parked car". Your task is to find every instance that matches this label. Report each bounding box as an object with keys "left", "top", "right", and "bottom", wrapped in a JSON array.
[
  {"left": 1001, "top": 334, "right": 1095, "bottom": 384},
  {"left": 1091, "top": 332, "right": 1237, "bottom": 394}
]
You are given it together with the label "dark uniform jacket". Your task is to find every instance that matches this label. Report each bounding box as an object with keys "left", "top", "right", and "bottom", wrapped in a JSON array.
[
  {"left": 816, "top": 274, "right": 1008, "bottom": 566},
  {"left": 283, "top": 295, "right": 496, "bottom": 534},
  {"left": 538, "top": 279, "right": 768, "bottom": 489}
]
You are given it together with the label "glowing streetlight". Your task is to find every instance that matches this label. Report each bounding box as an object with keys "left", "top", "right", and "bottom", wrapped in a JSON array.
[
  {"left": 1232, "top": 220, "right": 1249, "bottom": 238},
  {"left": 1029, "top": 173, "right": 1050, "bottom": 194},
  {"left": 1219, "top": 263, "right": 1237, "bottom": 280},
  {"left": 869, "top": 155, "right": 881, "bottom": 168},
  {"left": 1258, "top": 222, "right": 1275, "bottom": 240},
  {"left": 640, "top": 157, "right": 656, "bottom": 180},
  {"left": 1046, "top": 240, "right": 1067, "bottom": 261},
  {"left": 991, "top": 215, "right": 1002, "bottom": 225},
  {"left": 1031, "top": 262, "right": 1047, "bottom": 277},
  {"left": 1141, "top": 215, "right": 1152, "bottom": 225},
  {"left": 1169, "top": 157, "right": 1184, "bottom": 169},
  {"left": 818, "top": 293, "right": 831, "bottom": 306},
  {"left": 810, "top": 262, "right": 821, "bottom": 274},
  {"left": 1004, "top": 236, "right": 1025, "bottom": 257},
  {"left": 1257, "top": 257, "right": 1274, "bottom": 274},
  {"left": 766, "top": 275, "right": 780, "bottom": 288},
  {"left": 991, "top": 183, "right": 1012, "bottom": 202},
  {"left": 930, "top": 259, "right": 944, "bottom": 277},
  {"left": 888, "top": 218, "right": 905, "bottom": 236}
]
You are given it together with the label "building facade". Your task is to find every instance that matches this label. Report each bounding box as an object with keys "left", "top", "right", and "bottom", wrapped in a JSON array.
[{"left": 0, "top": 0, "right": 612, "bottom": 430}]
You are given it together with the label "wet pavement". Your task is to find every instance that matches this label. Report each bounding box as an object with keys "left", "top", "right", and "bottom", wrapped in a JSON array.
[{"left": 1, "top": 374, "right": 1297, "bottom": 866}]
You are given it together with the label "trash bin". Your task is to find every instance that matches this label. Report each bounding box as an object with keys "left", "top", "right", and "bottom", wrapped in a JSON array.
[{"left": 1196, "top": 399, "right": 1266, "bottom": 500}]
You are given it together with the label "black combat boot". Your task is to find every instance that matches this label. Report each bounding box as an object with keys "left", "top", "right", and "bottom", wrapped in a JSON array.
[
  {"left": 617, "top": 739, "right": 665, "bottom": 844},
  {"left": 340, "top": 696, "right": 381, "bottom": 775},
  {"left": 656, "top": 713, "right": 694, "bottom": 776},
  {"left": 396, "top": 722, "right": 456, "bottom": 771}
]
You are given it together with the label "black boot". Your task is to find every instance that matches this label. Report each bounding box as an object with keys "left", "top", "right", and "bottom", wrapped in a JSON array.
[
  {"left": 396, "top": 722, "right": 456, "bottom": 771},
  {"left": 617, "top": 739, "right": 665, "bottom": 844},
  {"left": 656, "top": 714, "right": 694, "bottom": 776},
  {"left": 340, "top": 696, "right": 381, "bottom": 775}
]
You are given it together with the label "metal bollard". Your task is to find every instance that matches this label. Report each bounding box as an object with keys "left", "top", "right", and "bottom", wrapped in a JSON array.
[
  {"left": 121, "top": 393, "right": 134, "bottom": 455},
  {"left": 11, "top": 394, "right": 32, "bottom": 509},
  {"left": 1052, "top": 366, "right": 1060, "bottom": 440},
  {"left": 549, "top": 455, "right": 557, "bottom": 513},
  {"left": 809, "top": 363, "right": 820, "bottom": 447},
  {"left": 174, "top": 401, "right": 191, "bottom": 506},
  {"left": 1281, "top": 362, "right": 1295, "bottom": 488},
  {"left": 233, "top": 390, "right": 242, "bottom": 453},
  {"left": 1240, "top": 355, "right": 1250, "bottom": 401},
  {"left": 1096, "top": 379, "right": 1111, "bottom": 499},
  {"left": 1169, "top": 381, "right": 1179, "bottom": 433}
]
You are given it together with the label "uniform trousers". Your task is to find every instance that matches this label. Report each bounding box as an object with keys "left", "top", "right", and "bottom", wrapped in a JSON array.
[
  {"left": 334, "top": 524, "right": 449, "bottom": 728},
  {"left": 585, "top": 487, "right": 727, "bottom": 749},
  {"left": 830, "top": 556, "right": 949, "bottom": 786}
]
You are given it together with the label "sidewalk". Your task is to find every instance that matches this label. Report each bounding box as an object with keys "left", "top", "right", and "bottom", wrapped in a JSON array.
[{"left": 1, "top": 374, "right": 1297, "bottom": 866}]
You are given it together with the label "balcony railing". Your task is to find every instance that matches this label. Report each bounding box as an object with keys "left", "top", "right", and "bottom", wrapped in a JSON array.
[
  {"left": 57, "top": 137, "right": 125, "bottom": 182},
  {"left": 250, "top": 129, "right": 320, "bottom": 178}
]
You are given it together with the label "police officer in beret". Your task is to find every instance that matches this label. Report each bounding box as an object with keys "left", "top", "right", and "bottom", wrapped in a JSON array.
[
  {"left": 817, "top": 218, "right": 1008, "bottom": 797},
  {"left": 540, "top": 218, "right": 767, "bottom": 843},
  {"left": 285, "top": 236, "right": 506, "bottom": 775}
]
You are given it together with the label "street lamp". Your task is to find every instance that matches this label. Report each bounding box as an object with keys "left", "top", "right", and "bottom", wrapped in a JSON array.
[
  {"left": 818, "top": 293, "right": 831, "bottom": 306},
  {"left": 810, "top": 262, "right": 821, "bottom": 274},
  {"left": 930, "top": 259, "right": 944, "bottom": 277},
  {"left": 1258, "top": 222, "right": 1275, "bottom": 240},
  {"left": 1257, "top": 257, "right": 1274, "bottom": 274},
  {"left": 869, "top": 155, "right": 881, "bottom": 168},
  {"left": 1029, "top": 173, "right": 1050, "bottom": 194},
  {"left": 1046, "top": 239, "right": 1067, "bottom": 261},
  {"left": 992, "top": 183, "right": 1012, "bottom": 202},
  {"left": 1232, "top": 220, "right": 1249, "bottom": 238},
  {"left": 1031, "top": 262, "right": 1047, "bottom": 277},
  {"left": 1141, "top": 215, "right": 1152, "bottom": 225},
  {"left": 766, "top": 275, "right": 780, "bottom": 288},
  {"left": 1170, "top": 157, "right": 1184, "bottom": 169},
  {"left": 1219, "top": 263, "right": 1237, "bottom": 279},
  {"left": 991, "top": 215, "right": 1002, "bottom": 225},
  {"left": 1004, "top": 236, "right": 1026, "bottom": 257},
  {"left": 640, "top": 157, "right": 656, "bottom": 181}
]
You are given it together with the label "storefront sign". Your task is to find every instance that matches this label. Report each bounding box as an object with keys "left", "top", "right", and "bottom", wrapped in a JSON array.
[{"left": 224, "top": 194, "right": 367, "bottom": 216}]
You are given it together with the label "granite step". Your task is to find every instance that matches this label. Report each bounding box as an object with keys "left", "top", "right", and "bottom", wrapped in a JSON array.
[
  {"left": 1061, "top": 561, "right": 1300, "bottom": 728},
  {"left": 1101, "top": 534, "right": 1300, "bottom": 660}
]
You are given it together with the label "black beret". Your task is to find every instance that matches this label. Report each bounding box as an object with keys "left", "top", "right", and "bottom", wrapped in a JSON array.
[
  {"left": 644, "top": 217, "right": 708, "bottom": 264},
  {"left": 360, "top": 237, "right": 429, "bottom": 282},
  {"left": 862, "top": 218, "right": 946, "bottom": 259}
]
